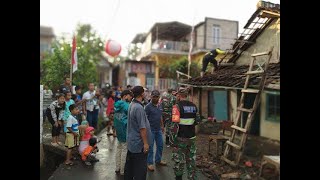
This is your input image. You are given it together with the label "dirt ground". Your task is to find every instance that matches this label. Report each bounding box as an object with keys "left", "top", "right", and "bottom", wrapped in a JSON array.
[{"left": 195, "top": 134, "right": 280, "bottom": 180}]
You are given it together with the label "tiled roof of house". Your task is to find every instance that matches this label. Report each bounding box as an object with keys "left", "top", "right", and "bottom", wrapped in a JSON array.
[{"left": 181, "top": 63, "right": 280, "bottom": 89}]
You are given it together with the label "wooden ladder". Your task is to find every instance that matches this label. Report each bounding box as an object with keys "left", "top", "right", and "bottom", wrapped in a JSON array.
[{"left": 221, "top": 46, "right": 274, "bottom": 166}]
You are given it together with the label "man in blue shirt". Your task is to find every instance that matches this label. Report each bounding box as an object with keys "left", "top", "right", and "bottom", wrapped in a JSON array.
[
  {"left": 124, "top": 86, "right": 152, "bottom": 180},
  {"left": 145, "top": 90, "right": 167, "bottom": 171}
]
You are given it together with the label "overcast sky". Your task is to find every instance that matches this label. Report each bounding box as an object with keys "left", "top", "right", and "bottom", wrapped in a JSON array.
[{"left": 40, "top": 0, "right": 280, "bottom": 56}]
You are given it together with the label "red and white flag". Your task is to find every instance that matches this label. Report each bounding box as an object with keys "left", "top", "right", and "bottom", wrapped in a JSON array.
[{"left": 72, "top": 36, "right": 78, "bottom": 73}]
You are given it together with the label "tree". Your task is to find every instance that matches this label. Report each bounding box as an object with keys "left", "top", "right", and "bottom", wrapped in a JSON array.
[
  {"left": 127, "top": 43, "right": 141, "bottom": 60},
  {"left": 159, "top": 56, "right": 201, "bottom": 79},
  {"left": 41, "top": 24, "right": 104, "bottom": 92}
]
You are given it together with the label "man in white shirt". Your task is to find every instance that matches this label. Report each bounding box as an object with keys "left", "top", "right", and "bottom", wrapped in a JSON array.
[{"left": 82, "top": 83, "right": 98, "bottom": 128}]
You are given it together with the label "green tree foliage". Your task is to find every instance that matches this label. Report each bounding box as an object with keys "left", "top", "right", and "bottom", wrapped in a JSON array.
[
  {"left": 159, "top": 56, "right": 201, "bottom": 79},
  {"left": 41, "top": 24, "right": 104, "bottom": 92}
]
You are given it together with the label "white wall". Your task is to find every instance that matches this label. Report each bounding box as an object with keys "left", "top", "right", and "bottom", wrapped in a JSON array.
[
  {"left": 236, "top": 19, "right": 280, "bottom": 65},
  {"left": 229, "top": 89, "right": 238, "bottom": 122},
  {"left": 40, "top": 85, "right": 43, "bottom": 144}
]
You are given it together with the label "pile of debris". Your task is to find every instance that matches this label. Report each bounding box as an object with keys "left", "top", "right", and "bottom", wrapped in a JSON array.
[{"left": 195, "top": 134, "right": 279, "bottom": 179}]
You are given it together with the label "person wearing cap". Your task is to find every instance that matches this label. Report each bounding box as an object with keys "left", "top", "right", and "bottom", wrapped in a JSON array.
[
  {"left": 171, "top": 87, "right": 201, "bottom": 180},
  {"left": 145, "top": 90, "right": 167, "bottom": 171},
  {"left": 160, "top": 89, "right": 177, "bottom": 147},
  {"left": 124, "top": 86, "right": 152, "bottom": 180},
  {"left": 114, "top": 90, "right": 133, "bottom": 176},
  {"left": 201, "top": 48, "right": 226, "bottom": 77}
]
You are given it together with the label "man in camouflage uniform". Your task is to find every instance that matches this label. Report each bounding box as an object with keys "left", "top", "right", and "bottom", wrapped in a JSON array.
[
  {"left": 171, "top": 88, "right": 201, "bottom": 180},
  {"left": 160, "top": 89, "right": 176, "bottom": 146}
]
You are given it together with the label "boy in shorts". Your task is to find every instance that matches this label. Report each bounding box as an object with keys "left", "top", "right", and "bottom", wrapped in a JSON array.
[{"left": 64, "top": 104, "right": 80, "bottom": 165}]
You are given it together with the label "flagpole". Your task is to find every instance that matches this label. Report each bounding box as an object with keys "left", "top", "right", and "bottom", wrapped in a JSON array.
[
  {"left": 70, "top": 34, "right": 75, "bottom": 88},
  {"left": 70, "top": 35, "right": 73, "bottom": 86},
  {"left": 187, "top": 25, "right": 194, "bottom": 79}
]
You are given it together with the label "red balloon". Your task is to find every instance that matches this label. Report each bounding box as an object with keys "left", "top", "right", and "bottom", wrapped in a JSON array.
[{"left": 105, "top": 40, "right": 121, "bottom": 57}]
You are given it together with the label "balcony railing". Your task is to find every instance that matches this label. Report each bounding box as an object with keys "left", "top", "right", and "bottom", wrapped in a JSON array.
[{"left": 152, "top": 40, "right": 189, "bottom": 53}]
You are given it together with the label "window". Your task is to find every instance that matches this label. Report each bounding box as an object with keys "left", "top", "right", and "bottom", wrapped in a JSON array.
[
  {"left": 212, "top": 25, "right": 221, "bottom": 44},
  {"left": 40, "top": 43, "right": 49, "bottom": 53},
  {"left": 266, "top": 93, "right": 280, "bottom": 122}
]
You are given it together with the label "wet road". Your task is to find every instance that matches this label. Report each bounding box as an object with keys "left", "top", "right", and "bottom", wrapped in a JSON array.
[{"left": 49, "top": 128, "right": 208, "bottom": 180}]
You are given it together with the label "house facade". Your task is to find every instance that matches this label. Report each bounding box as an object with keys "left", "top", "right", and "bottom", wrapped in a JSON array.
[
  {"left": 118, "top": 60, "right": 156, "bottom": 90},
  {"left": 132, "top": 18, "right": 238, "bottom": 90},
  {"left": 97, "top": 52, "right": 113, "bottom": 89},
  {"left": 180, "top": 1, "right": 280, "bottom": 141},
  {"left": 40, "top": 26, "right": 55, "bottom": 60}
]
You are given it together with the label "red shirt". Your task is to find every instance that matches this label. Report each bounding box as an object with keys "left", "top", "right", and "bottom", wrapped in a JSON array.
[{"left": 106, "top": 97, "right": 114, "bottom": 115}]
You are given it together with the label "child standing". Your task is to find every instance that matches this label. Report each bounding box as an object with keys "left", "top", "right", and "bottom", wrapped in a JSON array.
[
  {"left": 63, "top": 91, "right": 75, "bottom": 133},
  {"left": 64, "top": 104, "right": 80, "bottom": 166}
]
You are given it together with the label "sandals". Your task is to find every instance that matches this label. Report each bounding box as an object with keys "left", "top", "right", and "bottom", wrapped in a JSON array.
[
  {"left": 84, "top": 161, "right": 92, "bottom": 166},
  {"left": 51, "top": 142, "right": 59, "bottom": 147},
  {"left": 57, "top": 142, "right": 64, "bottom": 146},
  {"left": 65, "top": 162, "right": 74, "bottom": 166}
]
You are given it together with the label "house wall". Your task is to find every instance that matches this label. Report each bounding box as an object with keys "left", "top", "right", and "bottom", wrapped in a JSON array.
[
  {"left": 140, "top": 33, "right": 152, "bottom": 58},
  {"left": 122, "top": 61, "right": 155, "bottom": 88},
  {"left": 40, "top": 36, "right": 54, "bottom": 59},
  {"left": 236, "top": 18, "right": 280, "bottom": 65},
  {"left": 195, "top": 24, "right": 205, "bottom": 49},
  {"left": 201, "top": 89, "right": 209, "bottom": 118},
  {"left": 137, "top": 73, "right": 146, "bottom": 87},
  {"left": 40, "top": 85, "right": 44, "bottom": 167},
  {"left": 205, "top": 18, "right": 238, "bottom": 51},
  {"left": 191, "top": 88, "right": 200, "bottom": 108},
  {"left": 229, "top": 89, "right": 238, "bottom": 122},
  {"left": 260, "top": 91, "right": 280, "bottom": 141}
]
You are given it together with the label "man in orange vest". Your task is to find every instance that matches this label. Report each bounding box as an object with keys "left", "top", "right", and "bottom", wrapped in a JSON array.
[{"left": 171, "top": 87, "right": 201, "bottom": 180}]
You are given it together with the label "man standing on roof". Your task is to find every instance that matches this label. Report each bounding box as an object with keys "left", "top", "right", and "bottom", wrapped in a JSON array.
[{"left": 201, "top": 48, "right": 226, "bottom": 77}]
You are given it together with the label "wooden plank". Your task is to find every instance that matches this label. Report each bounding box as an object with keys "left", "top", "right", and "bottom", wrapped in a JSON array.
[
  {"left": 226, "top": 141, "right": 241, "bottom": 150},
  {"left": 245, "top": 70, "right": 265, "bottom": 75},
  {"left": 237, "top": 107, "right": 253, "bottom": 113},
  {"left": 219, "top": 63, "right": 234, "bottom": 66},
  {"left": 259, "top": 10, "right": 280, "bottom": 18},
  {"left": 231, "top": 125, "right": 247, "bottom": 133},
  {"left": 221, "top": 156, "right": 237, "bottom": 167},
  {"left": 242, "top": 89, "right": 259, "bottom": 93},
  {"left": 251, "top": 51, "right": 269, "bottom": 57},
  {"left": 234, "top": 39, "right": 255, "bottom": 44}
]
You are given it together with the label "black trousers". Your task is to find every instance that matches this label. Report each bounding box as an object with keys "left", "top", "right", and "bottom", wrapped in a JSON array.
[
  {"left": 202, "top": 56, "right": 218, "bottom": 72},
  {"left": 124, "top": 150, "right": 147, "bottom": 180},
  {"left": 47, "top": 114, "right": 61, "bottom": 136},
  {"left": 46, "top": 109, "right": 61, "bottom": 136}
]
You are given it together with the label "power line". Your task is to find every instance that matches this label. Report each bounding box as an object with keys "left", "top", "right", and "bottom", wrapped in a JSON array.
[{"left": 106, "top": 0, "right": 121, "bottom": 40}]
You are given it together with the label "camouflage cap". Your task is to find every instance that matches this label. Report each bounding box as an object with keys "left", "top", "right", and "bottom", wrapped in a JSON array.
[{"left": 178, "top": 87, "right": 189, "bottom": 95}]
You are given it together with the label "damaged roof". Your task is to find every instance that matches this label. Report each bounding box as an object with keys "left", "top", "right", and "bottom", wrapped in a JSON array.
[
  {"left": 220, "top": 1, "right": 280, "bottom": 64},
  {"left": 181, "top": 63, "right": 280, "bottom": 89}
]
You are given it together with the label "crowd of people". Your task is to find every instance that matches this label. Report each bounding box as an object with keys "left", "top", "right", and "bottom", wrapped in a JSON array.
[{"left": 43, "top": 77, "right": 201, "bottom": 180}]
